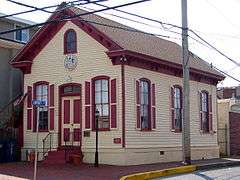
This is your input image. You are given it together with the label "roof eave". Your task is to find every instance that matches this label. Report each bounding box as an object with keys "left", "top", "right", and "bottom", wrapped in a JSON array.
[{"left": 107, "top": 49, "right": 225, "bottom": 83}]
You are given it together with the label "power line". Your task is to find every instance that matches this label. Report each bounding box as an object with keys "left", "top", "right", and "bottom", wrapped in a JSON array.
[
  {"left": 7, "top": 0, "right": 53, "bottom": 13},
  {"left": 0, "top": 0, "right": 150, "bottom": 35},
  {"left": 0, "top": 0, "right": 106, "bottom": 19},
  {"left": 0, "top": 0, "right": 179, "bottom": 41},
  {"left": 212, "top": 65, "right": 240, "bottom": 83},
  {"left": 93, "top": 1, "right": 182, "bottom": 30},
  {"left": 3, "top": 0, "right": 240, "bottom": 74},
  {"left": 80, "top": 6, "right": 164, "bottom": 30},
  {"left": 81, "top": 18, "right": 178, "bottom": 39},
  {"left": 204, "top": 0, "right": 240, "bottom": 31},
  {"left": 93, "top": 2, "right": 240, "bottom": 68},
  {"left": 189, "top": 29, "right": 240, "bottom": 67}
]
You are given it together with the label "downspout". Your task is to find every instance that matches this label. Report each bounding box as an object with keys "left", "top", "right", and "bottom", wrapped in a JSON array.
[{"left": 121, "top": 63, "right": 126, "bottom": 148}]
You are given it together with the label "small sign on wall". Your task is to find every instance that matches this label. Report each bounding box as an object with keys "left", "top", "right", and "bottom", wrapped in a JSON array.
[
  {"left": 113, "top": 138, "right": 121, "bottom": 144},
  {"left": 84, "top": 131, "right": 90, "bottom": 137}
]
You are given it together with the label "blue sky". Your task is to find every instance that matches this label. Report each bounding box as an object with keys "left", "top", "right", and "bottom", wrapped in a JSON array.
[{"left": 1, "top": 0, "right": 240, "bottom": 87}]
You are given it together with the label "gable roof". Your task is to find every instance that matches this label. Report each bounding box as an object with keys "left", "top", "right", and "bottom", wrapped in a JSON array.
[
  {"left": 11, "top": 7, "right": 224, "bottom": 81},
  {"left": 71, "top": 8, "right": 223, "bottom": 78}
]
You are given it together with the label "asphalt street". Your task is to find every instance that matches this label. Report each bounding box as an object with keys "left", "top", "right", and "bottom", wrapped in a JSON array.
[{"left": 155, "top": 166, "right": 240, "bottom": 180}]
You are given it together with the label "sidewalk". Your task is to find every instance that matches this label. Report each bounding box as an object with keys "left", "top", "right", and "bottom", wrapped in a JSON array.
[{"left": 0, "top": 158, "right": 239, "bottom": 180}]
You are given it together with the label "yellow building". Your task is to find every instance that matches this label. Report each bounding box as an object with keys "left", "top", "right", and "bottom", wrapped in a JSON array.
[{"left": 11, "top": 7, "right": 224, "bottom": 165}]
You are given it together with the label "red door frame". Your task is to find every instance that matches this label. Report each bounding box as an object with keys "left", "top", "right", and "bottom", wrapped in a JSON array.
[{"left": 58, "top": 83, "right": 82, "bottom": 147}]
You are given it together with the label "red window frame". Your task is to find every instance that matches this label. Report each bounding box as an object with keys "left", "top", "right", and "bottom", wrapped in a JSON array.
[
  {"left": 64, "top": 29, "right": 77, "bottom": 54},
  {"left": 139, "top": 78, "right": 151, "bottom": 131},
  {"left": 33, "top": 81, "right": 49, "bottom": 132},
  {"left": 92, "top": 76, "right": 110, "bottom": 131}
]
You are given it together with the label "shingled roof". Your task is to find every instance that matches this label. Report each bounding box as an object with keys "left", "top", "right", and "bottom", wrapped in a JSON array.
[
  {"left": 71, "top": 7, "right": 224, "bottom": 78},
  {"left": 11, "top": 6, "right": 224, "bottom": 80}
]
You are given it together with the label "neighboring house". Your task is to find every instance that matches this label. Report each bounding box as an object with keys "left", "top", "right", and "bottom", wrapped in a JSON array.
[
  {"left": 0, "top": 13, "right": 37, "bottom": 149},
  {"left": 217, "top": 86, "right": 240, "bottom": 156},
  {"left": 10, "top": 7, "right": 224, "bottom": 165}
]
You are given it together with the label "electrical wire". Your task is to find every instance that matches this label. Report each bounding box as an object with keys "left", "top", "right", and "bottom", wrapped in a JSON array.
[
  {"left": 0, "top": 0, "right": 106, "bottom": 19},
  {"left": 2, "top": 0, "right": 240, "bottom": 79},
  {"left": 7, "top": 0, "right": 53, "bottom": 14},
  {"left": 189, "top": 30, "right": 240, "bottom": 66},
  {"left": 93, "top": 2, "right": 240, "bottom": 68},
  {"left": 93, "top": 1, "right": 182, "bottom": 30},
  {"left": 0, "top": 0, "right": 150, "bottom": 36},
  {"left": 212, "top": 66, "right": 240, "bottom": 83}
]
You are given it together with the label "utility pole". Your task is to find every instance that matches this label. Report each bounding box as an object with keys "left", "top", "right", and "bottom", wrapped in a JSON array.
[{"left": 181, "top": 0, "right": 191, "bottom": 165}]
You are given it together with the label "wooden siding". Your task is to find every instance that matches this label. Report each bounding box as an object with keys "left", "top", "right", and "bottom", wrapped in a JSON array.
[
  {"left": 124, "top": 65, "right": 218, "bottom": 148},
  {"left": 23, "top": 21, "right": 122, "bottom": 150}
]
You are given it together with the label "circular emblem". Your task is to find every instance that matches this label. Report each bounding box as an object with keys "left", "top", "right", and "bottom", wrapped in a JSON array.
[{"left": 64, "top": 55, "right": 78, "bottom": 70}]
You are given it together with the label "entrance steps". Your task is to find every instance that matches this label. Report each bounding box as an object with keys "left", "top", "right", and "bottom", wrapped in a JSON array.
[{"left": 42, "top": 146, "right": 83, "bottom": 165}]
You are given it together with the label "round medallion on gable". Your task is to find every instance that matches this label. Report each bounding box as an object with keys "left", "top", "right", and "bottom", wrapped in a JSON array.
[{"left": 64, "top": 55, "right": 78, "bottom": 70}]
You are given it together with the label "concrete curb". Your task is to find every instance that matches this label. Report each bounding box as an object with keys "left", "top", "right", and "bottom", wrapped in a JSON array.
[
  {"left": 197, "top": 161, "right": 240, "bottom": 171},
  {"left": 120, "top": 165, "right": 197, "bottom": 180}
]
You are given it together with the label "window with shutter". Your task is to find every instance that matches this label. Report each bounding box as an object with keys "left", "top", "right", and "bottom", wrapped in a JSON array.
[
  {"left": 136, "top": 78, "right": 151, "bottom": 131},
  {"left": 136, "top": 80, "right": 140, "bottom": 129},
  {"left": 200, "top": 90, "right": 212, "bottom": 133},
  {"left": 171, "top": 85, "right": 182, "bottom": 132},
  {"left": 33, "top": 81, "right": 49, "bottom": 132},
  {"left": 92, "top": 76, "right": 110, "bottom": 131},
  {"left": 151, "top": 83, "right": 156, "bottom": 129}
]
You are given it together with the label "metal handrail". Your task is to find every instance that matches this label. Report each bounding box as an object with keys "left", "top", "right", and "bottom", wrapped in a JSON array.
[{"left": 42, "top": 132, "right": 59, "bottom": 157}]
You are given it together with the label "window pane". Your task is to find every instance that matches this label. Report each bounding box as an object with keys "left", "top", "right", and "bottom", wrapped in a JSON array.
[
  {"left": 203, "top": 112, "right": 209, "bottom": 132},
  {"left": 72, "top": 86, "right": 80, "bottom": 93},
  {"left": 143, "top": 105, "right": 148, "bottom": 117},
  {"left": 140, "top": 93, "right": 144, "bottom": 105},
  {"left": 95, "top": 92, "right": 101, "bottom": 104},
  {"left": 36, "top": 85, "right": 42, "bottom": 96},
  {"left": 140, "top": 105, "right": 144, "bottom": 117},
  {"left": 16, "top": 30, "right": 22, "bottom": 41},
  {"left": 42, "top": 85, "right": 48, "bottom": 95},
  {"left": 66, "top": 31, "right": 76, "bottom": 52},
  {"left": 39, "top": 110, "right": 48, "bottom": 130},
  {"left": 144, "top": 82, "right": 149, "bottom": 93},
  {"left": 141, "top": 116, "right": 148, "bottom": 129},
  {"left": 21, "top": 29, "right": 29, "bottom": 42},
  {"left": 96, "top": 105, "right": 102, "bottom": 116},
  {"left": 15, "top": 25, "right": 22, "bottom": 41},
  {"left": 143, "top": 93, "right": 148, "bottom": 105},
  {"left": 175, "top": 109, "right": 182, "bottom": 129},
  {"left": 95, "top": 80, "right": 101, "bottom": 92},
  {"left": 64, "top": 86, "right": 73, "bottom": 94},
  {"left": 102, "top": 92, "right": 108, "bottom": 103},
  {"left": 102, "top": 121, "right": 109, "bottom": 128},
  {"left": 102, "top": 80, "right": 108, "bottom": 91},
  {"left": 102, "top": 104, "right": 109, "bottom": 116}
]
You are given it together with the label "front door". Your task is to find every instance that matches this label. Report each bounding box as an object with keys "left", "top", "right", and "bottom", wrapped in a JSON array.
[{"left": 61, "top": 96, "right": 81, "bottom": 146}]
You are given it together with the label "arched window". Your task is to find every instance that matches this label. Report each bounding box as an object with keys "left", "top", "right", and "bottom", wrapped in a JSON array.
[
  {"left": 93, "top": 77, "right": 110, "bottom": 130},
  {"left": 173, "top": 86, "right": 182, "bottom": 131},
  {"left": 201, "top": 91, "right": 209, "bottom": 132},
  {"left": 35, "top": 83, "right": 48, "bottom": 131},
  {"left": 140, "top": 79, "right": 150, "bottom": 130},
  {"left": 64, "top": 29, "right": 77, "bottom": 54}
]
